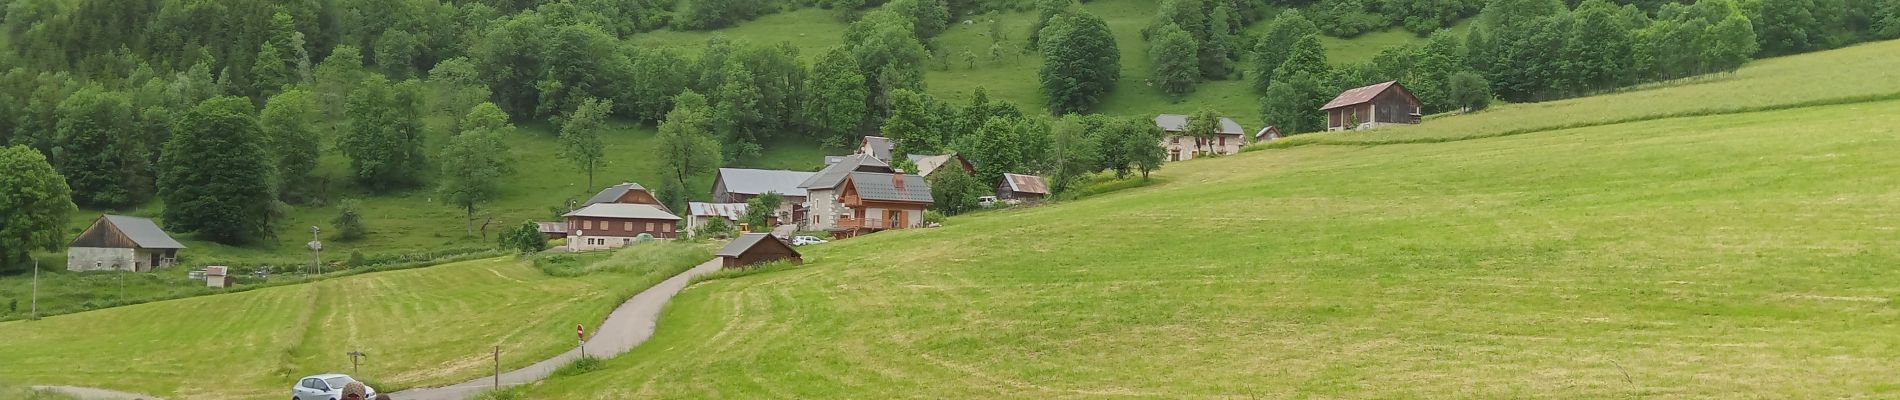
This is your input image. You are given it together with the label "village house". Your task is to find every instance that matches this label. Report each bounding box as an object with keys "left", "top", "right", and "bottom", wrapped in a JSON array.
[
  {"left": 801, "top": 154, "right": 897, "bottom": 230},
  {"left": 857, "top": 136, "right": 897, "bottom": 162},
  {"left": 1322, "top": 80, "right": 1422, "bottom": 131},
  {"left": 563, "top": 203, "right": 681, "bottom": 251},
  {"left": 684, "top": 202, "right": 747, "bottom": 237},
  {"left": 996, "top": 173, "right": 1051, "bottom": 203},
  {"left": 1154, "top": 114, "right": 1247, "bottom": 161},
  {"left": 712, "top": 168, "right": 814, "bottom": 227},
  {"left": 716, "top": 233, "right": 803, "bottom": 269},
  {"left": 834, "top": 171, "right": 934, "bottom": 236},
  {"left": 67, "top": 215, "right": 185, "bottom": 272}
]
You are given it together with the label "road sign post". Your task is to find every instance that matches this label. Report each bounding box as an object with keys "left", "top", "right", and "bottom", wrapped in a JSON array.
[
  {"left": 309, "top": 226, "right": 322, "bottom": 275},
  {"left": 30, "top": 257, "right": 39, "bottom": 320},
  {"left": 347, "top": 351, "right": 367, "bottom": 375},
  {"left": 493, "top": 346, "right": 500, "bottom": 390}
]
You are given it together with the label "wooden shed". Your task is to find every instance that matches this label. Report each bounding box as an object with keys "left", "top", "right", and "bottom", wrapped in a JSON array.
[
  {"left": 1321, "top": 81, "right": 1422, "bottom": 131},
  {"left": 716, "top": 233, "right": 802, "bottom": 269}
]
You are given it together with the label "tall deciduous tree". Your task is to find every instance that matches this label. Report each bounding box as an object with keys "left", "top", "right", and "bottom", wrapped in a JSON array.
[
  {"left": 1047, "top": 114, "right": 1100, "bottom": 194},
  {"left": 439, "top": 106, "right": 516, "bottom": 237},
  {"left": 54, "top": 87, "right": 149, "bottom": 208},
  {"left": 1150, "top": 23, "right": 1201, "bottom": 100},
  {"left": 1259, "top": 72, "right": 1329, "bottom": 135},
  {"left": 560, "top": 97, "right": 611, "bottom": 190},
  {"left": 259, "top": 89, "right": 322, "bottom": 203},
  {"left": 804, "top": 46, "right": 869, "bottom": 148},
  {"left": 741, "top": 191, "right": 784, "bottom": 228},
  {"left": 340, "top": 76, "right": 428, "bottom": 192},
  {"left": 1251, "top": 10, "right": 1319, "bottom": 94},
  {"left": 1446, "top": 71, "right": 1493, "bottom": 112},
  {"left": 313, "top": 45, "right": 368, "bottom": 136},
  {"left": 426, "top": 57, "right": 492, "bottom": 134},
  {"left": 0, "top": 145, "right": 75, "bottom": 270},
  {"left": 883, "top": 89, "right": 935, "bottom": 157},
  {"left": 159, "top": 97, "right": 276, "bottom": 244},
  {"left": 251, "top": 43, "right": 291, "bottom": 100},
  {"left": 656, "top": 91, "right": 722, "bottom": 197},
  {"left": 625, "top": 47, "right": 690, "bottom": 123},
  {"left": 1027, "top": 0, "right": 1074, "bottom": 49},
  {"left": 1184, "top": 108, "right": 1224, "bottom": 156},
  {"left": 928, "top": 168, "right": 987, "bottom": 215},
  {"left": 845, "top": 10, "right": 929, "bottom": 113},
  {"left": 1039, "top": 10, "right": 1120, "bottom": 115}
]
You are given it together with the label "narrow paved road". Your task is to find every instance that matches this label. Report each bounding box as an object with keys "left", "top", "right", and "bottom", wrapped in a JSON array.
[
  {"left": 389, "top": 259, "right": 723, "bottom": 400},
  {"left": 30, "top": 385, "right": 164, "bottom": 400}
]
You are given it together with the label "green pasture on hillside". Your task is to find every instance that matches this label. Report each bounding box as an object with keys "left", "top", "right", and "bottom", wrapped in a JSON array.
[
  {"left": 1277, "top": 39, "right": 1900, "bottom": 147},
  {"left": 0, "top": 241, "right": 711, "bottom": 400},
  {"left": 514, "top": 94, "right": 1900, "bottom": 397}
]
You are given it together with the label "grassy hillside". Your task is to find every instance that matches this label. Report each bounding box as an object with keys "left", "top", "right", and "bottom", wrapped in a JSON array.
[
  {"left": 506, "top": 47, "right": 1900, "bottom": 397},
  {"left": 0, "top": 242, "right": 710, "bottom": 399},
  {"left": 631, "top": 0, "right": 1456, "bottom": 128},
  {"left": 1277, "top": 39, "right": 1900, "bottom": 147},
  {"left": 42, "top": 122, "right": 824, "bottom": 266}
]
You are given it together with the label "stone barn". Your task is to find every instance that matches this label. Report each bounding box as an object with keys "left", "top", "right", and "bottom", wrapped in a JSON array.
[
  {"left": 716, "top": 233, "right": 802, "bottom": 269},
  {"left": 67, "top": 215, "right": 186, "bottom": 272}
]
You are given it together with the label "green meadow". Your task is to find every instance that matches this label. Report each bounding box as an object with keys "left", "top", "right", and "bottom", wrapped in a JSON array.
[
  {"left": 511, "top": 88, "right": 1900, "bottom": 396},
  {"left": 0, "top": 242, "right": 710, "bottom": 399},
  {"left": 1275, "top": 39, "right": 1900, "bottom": 147}
]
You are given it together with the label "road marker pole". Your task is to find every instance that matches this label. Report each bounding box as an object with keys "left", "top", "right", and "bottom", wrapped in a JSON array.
[
  {"left": 493, "top": 346, "right": 501, "bottom": 390},
  {"left": 31, "top": 257, "right": 39, "bottom": 320}
]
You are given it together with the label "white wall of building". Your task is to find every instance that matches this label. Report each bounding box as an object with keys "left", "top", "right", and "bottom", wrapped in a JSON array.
[{"left": 67, "top": 247, "right": 136, "bottom": 272}]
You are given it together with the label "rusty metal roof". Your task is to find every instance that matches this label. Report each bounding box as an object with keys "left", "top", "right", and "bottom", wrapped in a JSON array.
[
  {"left": 1321, "top": 80, "right": 1404, "bottom": 110},
  {"left": 1000, "top": 173, "right": 1050, "bottom": 195}
]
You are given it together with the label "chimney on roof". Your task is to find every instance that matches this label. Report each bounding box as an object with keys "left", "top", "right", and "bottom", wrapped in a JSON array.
[{"left": 892, "top": 172, "right": 906, "bottom": 189}]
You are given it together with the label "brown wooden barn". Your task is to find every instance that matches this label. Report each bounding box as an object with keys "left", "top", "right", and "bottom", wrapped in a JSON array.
[
  {"left": 1321, "top": 81, "right": 1422, "bottom": 131},
  {"left": 716, "top": 233, "right": 802, "bottom": 269}
]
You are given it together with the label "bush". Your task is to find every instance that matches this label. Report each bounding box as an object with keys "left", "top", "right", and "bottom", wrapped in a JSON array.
[
  {"left": 923, "top": 210, "right": 947, "bottom": 225},
  {"left": 332, "top": 199, "right": 368, "bottom": 241},
  {"left": 499, "top": 221, "right": 546, "bottom": 254},
  {"left": 553, "top": 356, "right": 606, "bottom": 377},
  {"left": 471, "top": 387, "right": 526, "bottom": 400},
  {"left": 346, "top": 250, "right": 367, "bottom": 267}
]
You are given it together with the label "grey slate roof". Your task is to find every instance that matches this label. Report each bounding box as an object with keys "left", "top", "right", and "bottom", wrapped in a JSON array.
[
  {"left": 563, "top": 203, "right": 681, "bottom": 220},
  {"left": 849, "top": 172, "right": 934, "bottom": 203},
  {"left": 862, "top": 136, "right": 894, "bottom": 161},
  {"left": 1154, "top": 114, "right": 1245, "bottom": 136},
  {"left": 716, "top": 168, "right": 814, "bottom": 197},
  {"left": 800, "top": 154, "right": 893, "bottom": 190},
  {"left": 536, "top": 222, "right": 568, "bottom": 234},
  {"left": 103, "top": 215, "right": 186, "bottom": 249},
  {"left": 716, "top": 233, "right": 795, "bottom": 257},
  {"left": 582, "top": 183, "right": 649, "bottom": 207}
]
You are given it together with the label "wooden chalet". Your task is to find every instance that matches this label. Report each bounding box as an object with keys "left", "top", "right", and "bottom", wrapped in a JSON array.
[
  {"left": 1321, "top": 81, "right": 1422, "bottom": 131},
  {"left": 996, "top": 173, "right": 1050, "bottom": 203},
  {"left": 835, "top": 171, "right": 933, "bottom": 236}
]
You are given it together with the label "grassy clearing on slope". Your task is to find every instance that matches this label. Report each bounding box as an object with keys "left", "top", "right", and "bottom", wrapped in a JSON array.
[
  {"left": 0, "top": 249, "right": 499, "bottom": 322},
  {"left": 0, "top": 244, "right": 713, "bottom": 399},
  {"left": 521, "top": 100, "right": 1900, "bottom": 397},
  {"left": 1270, "top": 38, "right": 1900, "bottom": 147},
  {"left": 38, "top": 122, "right": 824, "bottom": 267}
]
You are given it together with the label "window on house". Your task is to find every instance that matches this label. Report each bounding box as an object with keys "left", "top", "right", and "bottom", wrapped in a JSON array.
[
  {"left": 624, "top": 221, "right": 633, "bottom": 231},
  {"left": 583, "top": 220, "right": 593, "bottom": 229},
  {"left": 646, "top": 222, "right": 655, "bottom": 232}
]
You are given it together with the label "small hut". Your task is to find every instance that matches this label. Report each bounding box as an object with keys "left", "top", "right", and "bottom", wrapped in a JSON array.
[
  {"left": 716, "top": 233, "right": 802, "bottom": 269},
  {"left": 204, "top": 266, "right": 232, "bottom": 288}
]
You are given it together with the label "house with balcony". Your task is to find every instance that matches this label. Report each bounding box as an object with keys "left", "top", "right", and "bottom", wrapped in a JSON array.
[
  {"left": 800, "top": 153, "right": 896, "bottom": 230},
  {"left": 833, "top": 171, "right": 933, "bottom": 236}
]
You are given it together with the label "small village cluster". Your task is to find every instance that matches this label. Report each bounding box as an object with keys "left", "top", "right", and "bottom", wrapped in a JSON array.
[{"left": 58, "top": 82, "right": 1424, "bottom": 270}]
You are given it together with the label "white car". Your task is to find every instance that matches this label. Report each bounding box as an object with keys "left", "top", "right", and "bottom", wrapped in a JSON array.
[
  {"left": 977, "top": 196, "right": 1000, "bottom": 208},
  {"left": 292, "top": 374, "right": 377, "bottom": 400},
  {"left": 791, "top": 235, "right": 828, "bottom": 246}
]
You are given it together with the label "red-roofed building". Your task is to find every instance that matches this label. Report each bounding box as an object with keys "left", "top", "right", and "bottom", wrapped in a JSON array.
[{"left": 1321, "top": 81, "right": 1421, "bottom": 131}]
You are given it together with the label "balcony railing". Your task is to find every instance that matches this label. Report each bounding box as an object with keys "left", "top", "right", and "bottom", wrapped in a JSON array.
[{"left": 836, "top": 217, "right": 912, "bottom": 230}]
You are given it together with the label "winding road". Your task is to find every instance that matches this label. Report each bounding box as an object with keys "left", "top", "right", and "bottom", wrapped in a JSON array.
[
  {"left": 390, "top": 259, "right": 722, "bottom": 400},
  {"left": 37, "top": 258, "right": 724, "bottom": 400}
]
